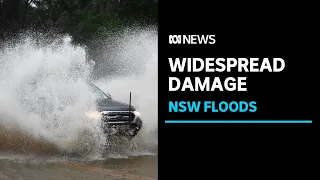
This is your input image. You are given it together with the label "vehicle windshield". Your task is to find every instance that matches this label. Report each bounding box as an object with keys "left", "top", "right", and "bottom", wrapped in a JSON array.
[{"left": 88, "top": 83, "right": 111, "bottom": 100}]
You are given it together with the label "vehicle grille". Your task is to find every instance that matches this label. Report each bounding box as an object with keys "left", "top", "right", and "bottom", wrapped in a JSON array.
[{"left": 102, "top": 111, "right": 135, "bottom": 123}]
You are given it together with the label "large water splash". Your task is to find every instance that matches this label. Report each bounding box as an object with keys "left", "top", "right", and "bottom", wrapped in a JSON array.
[
  {"left": 94, "top": 28, "right": 158, "bottom": 152},
  {"left": 0, "top": 28, "right": 158, "bottom": 160}
]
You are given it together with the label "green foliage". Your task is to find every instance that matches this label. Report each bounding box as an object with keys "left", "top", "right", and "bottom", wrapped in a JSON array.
[
  {"left": 74, "top": 10, "right": 122, "bottom": 43},
  {"left": 0, "top": 0, "right": 158, "bottom": 44}
]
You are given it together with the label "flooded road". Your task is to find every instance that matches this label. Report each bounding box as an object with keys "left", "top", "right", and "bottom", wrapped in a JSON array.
[
  {"left": 0, "top": 155, "right": 157, "bottom": 180},
  {"left": 0, "top": 29, "right": 158, "bottom": 180}
]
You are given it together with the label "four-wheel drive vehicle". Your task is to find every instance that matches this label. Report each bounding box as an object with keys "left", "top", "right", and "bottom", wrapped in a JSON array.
[{"left": 85, "top": 83, "right": 142, "bottom": 138}]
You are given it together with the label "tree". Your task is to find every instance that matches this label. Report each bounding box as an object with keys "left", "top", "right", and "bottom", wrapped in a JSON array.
[
  {"left": 0, "top": 0, "right": 158, "bottom": 43},
  {"left": 21, "top": 0, "right": 34, "bottom": 28}
]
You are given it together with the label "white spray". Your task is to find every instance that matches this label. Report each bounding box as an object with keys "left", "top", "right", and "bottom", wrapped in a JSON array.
[{"left": 0, "top": 29, "right": 158, "bottom": 160}]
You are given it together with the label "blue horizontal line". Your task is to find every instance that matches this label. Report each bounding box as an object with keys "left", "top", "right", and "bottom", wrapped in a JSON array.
[{"left": 165, "top": 120, "right": 312, "bottom": 123}]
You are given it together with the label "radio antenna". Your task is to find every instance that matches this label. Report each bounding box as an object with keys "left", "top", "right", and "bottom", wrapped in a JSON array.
[{"left": 129, "top": 92, "right": 132, "bottom": 114}]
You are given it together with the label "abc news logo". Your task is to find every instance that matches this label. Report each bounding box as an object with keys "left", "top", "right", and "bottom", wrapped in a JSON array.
[{"left": 169, "top": 35, "right": 215, "bottom": 44}]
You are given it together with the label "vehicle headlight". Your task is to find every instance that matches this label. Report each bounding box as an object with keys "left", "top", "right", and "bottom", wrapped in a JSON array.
[
  {"left": 85, "top": 111, "right": 102, "bottom": 120},
  {"left": 133, "top": 111, "right": 141, "bottom": 117}
]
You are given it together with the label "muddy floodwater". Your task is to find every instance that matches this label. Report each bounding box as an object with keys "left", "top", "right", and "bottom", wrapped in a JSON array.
[{"left": 0, "top": 155, "right": 157, "bottom": 180}]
